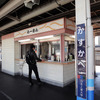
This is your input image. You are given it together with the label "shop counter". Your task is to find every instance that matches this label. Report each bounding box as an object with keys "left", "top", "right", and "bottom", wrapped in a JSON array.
[
  {"left": 15, "top": 59, "right": 75, "bottom": 87},
  {"left": 38, "top": 60, "right": 75, "bottom": 65}
]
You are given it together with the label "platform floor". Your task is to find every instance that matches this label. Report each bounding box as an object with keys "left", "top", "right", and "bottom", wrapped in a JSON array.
[{"left": 0, "top": 71, "right": 99, "bottom": 100}]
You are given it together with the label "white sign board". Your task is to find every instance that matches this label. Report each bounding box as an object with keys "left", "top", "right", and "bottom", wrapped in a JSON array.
[{"left": 14, "top": 18, "right": 64, "bottom": 38}]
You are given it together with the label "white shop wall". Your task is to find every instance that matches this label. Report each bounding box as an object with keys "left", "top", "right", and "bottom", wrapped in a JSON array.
[
  {"left": 2, "top": 37, "right": 15, "bottom": 75},
  {"left": 14, "top": 41, "right": 21, "bottom": 73},
  {"left": 63, "top": 63, "right": 75, "bottom": 86}
]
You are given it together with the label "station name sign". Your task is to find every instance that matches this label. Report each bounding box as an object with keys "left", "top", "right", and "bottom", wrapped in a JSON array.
[{"left": 77, "top": 23, "right": 87, "bottom": 99}]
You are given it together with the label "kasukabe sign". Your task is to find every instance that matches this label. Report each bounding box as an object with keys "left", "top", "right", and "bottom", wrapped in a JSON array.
[{"left": 77, "top": 23, "right": 87, "bottom": 99}]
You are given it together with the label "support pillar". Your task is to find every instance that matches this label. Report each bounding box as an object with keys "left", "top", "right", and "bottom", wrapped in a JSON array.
[
  {"left": 60, "top": 34, "right": 65, "bottom": 62},
  {"left": 37, "top": 40, "right": 40, "bottom": 57},
  {"left": 86, "top": 1, "right": 94, "bottom": 100},
  {"left": 75, "top": 0, "right": 94, "bottom": 100},
  {"left": 49, "top": 42, "right": 52, "bottom": 58}
]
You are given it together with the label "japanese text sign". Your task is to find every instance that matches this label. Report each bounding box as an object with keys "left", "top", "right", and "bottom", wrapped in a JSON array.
[{"left": 77, "top": 24, "right": 87, "bottom": 99}]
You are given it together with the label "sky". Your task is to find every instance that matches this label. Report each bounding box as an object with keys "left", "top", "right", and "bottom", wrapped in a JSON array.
[{"left": 95, "top": 36, "right": 98, "bottom": 45}]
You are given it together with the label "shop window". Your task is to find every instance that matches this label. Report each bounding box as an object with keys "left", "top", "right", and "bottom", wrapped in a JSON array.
[
  {"left": 39, "top": 41, "right": 60, "bottom": 61},
  {"left": 51, "top": 41, "right": 60, "bottom": 61},
  {"left": 67, "top": 42, "right": 75, "bottom": 61},
  {"left": 21, "top": 44, "right": 37, "bottom": 59}
]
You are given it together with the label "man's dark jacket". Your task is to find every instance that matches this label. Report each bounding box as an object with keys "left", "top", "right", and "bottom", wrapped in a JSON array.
[{"left": 26, "top": 49, "right": 41, "bottom": 65}]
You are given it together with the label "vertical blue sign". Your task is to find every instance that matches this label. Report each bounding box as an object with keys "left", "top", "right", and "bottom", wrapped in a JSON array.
[{"left": 77, "top": 24, "right": 87, "bottom": 99}]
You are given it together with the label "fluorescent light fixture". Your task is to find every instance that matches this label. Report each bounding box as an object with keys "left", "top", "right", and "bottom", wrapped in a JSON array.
[
  {"left": 35, "top": 35, "right": 54, "bottom": 40},
  {"left": 70, "top": 35, "right": 75, "bottom": 38},
  {"left": 18, "top": 39, "right": 31, "bottom": 42}
]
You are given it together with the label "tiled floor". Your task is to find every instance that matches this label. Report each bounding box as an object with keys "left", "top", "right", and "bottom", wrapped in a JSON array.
[{"left": 0, "top": 71, "right": 100, "bottom": 100}]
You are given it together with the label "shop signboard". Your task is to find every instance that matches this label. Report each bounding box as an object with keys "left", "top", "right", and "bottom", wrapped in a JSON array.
[
  {"left": 14, "top": 18, "right": 64, "bottom": 38},
  {"left": 77, "top": 23, "right": 87, "bottom": 99}
]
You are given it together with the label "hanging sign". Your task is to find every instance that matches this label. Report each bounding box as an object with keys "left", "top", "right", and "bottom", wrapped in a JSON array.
[{"left": 77, "top": 23, "right": 87, "bottom": 99}]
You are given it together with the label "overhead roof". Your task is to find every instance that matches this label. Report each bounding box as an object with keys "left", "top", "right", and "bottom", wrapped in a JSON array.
[
  {"left": 0, "top": 0, "right": 100, "bottom": 36},
  {"left": 0, "top": 0, "right": 9, "bottom": 8}
]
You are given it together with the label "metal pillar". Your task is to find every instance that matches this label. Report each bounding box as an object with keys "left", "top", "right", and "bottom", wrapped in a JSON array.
[
  {"left": 49, "top": 42, "right": 52, "bottom": 58},
  {"left": 75, "top": 0, "right": 94, "bottom": 100},
  {"left": 37, "top": 40, "right": 40, "bottom": 57},
  {"left": 86, "top": 0, "right": 94, "bottom": 100}
]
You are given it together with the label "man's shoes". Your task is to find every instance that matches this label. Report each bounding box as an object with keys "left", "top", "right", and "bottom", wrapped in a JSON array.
[{"left": 29, "top": 82, "right": 33, "bottom": 87}]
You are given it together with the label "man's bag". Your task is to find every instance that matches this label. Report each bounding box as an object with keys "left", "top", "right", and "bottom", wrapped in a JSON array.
[{"left": 26, "top": 51, "right": 31, "bottom": 64}]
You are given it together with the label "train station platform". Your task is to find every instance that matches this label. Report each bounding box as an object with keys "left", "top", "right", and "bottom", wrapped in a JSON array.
[{"left": 0, "top": 71, "right": 99, "bottom": 100}]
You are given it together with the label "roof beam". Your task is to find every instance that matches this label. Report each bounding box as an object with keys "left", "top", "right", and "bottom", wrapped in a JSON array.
[
  {"left": 91, "top": 0, "right": 100, "bottom": 5},
  {"left": 6, "top": 15, "right": 20, "bottom": 22},
  {"left": 0, "top": 0, "right": 25, "bottom": 19},
  {"left": 94, "top": 23, "right": 100, "bottom": 27},
  {"left": 1, "top": 8, "right": 75, "bottom": 34},
  {"left": 0, "top": 0, "right": 74, "bottom": 31},
  {"left": 94, "top": 0, "right": 96, "bottom": 2},
  {"left": 71, "top": 2, "right": 75, "bottom": 6},
  {"left": 46, "top": 12, "right": 53, "bottom": 16},
  {"left": 92, "top": 18, "right": 100, "bottom": 23},
  {"left": 56, "top": 8, "right": 64, "bottom": 13},
  {"left": 38, "top": 16, "right": 44, "bottom": 19}
]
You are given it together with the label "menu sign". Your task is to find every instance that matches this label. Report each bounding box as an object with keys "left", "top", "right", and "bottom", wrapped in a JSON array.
[{"left": 77, "top": 24, "right": 87, "bottom": 99}]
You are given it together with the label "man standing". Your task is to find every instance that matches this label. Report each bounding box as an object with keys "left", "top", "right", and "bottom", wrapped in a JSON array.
[{"left": 26, "top": 44, "right": 42, "bottom": 86}]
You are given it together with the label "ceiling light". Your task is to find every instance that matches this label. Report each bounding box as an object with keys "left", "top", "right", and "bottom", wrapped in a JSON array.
[
  {"left": 70, "top": 35, "right": 75, "bottom": 38},
  {"left": 18, "top": 39, "right": 31, "bottom": 42}
]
